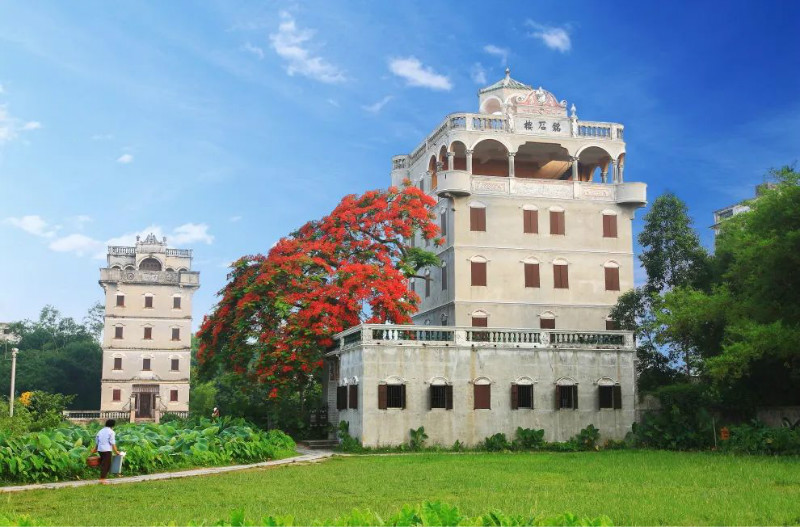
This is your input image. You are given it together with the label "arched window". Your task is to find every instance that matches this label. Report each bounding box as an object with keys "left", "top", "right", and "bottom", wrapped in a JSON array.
[
  {"left": 511, "top": 377, "right": 535, "bottom": 410},
  {"left": 523, "top": 257, "right": 540, "bottom": 288},
  {"left": 602, "top": 210, "right": 618, "bottom": 238},
  {"left": 556, "top": 377, "right": 578, "bottom": 410},
  {"left": 429, "top": 376, "right": 452, "bottom": 410},
  {"left": 604, "top": 261, "right": 620, "bottom": 291},
  {"left": 469, "top": 256, "right": 488, "bottom": 287},
  {"left": 471, "top": 309, "right": 489, "bottom": 327},
  {"left": 139, "top": 258, "right": 162, "bottom": 271},
  {"left": 469, "top": 201, "right": 486, "bottom": 232},
  {"left": 539, "top": 310, "right": 556, "bottom": 329},
  {"left": 553, "top": 258, "right": 569, "bottom": 289},
  {"left": 522, "top": 204, "right": 539, "bottom": 234},
  {"left": 597, "top": 377, "right": 621, "bottom": 409},
  {"left": 378, "top": 376, "right": 406, "bottom": 410},
  {"left": 473, "top": 377, "right": 492, "bottom": 410}
]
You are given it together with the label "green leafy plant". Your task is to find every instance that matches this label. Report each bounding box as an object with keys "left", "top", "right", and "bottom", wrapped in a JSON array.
[
  {"left": 574, "top": 425, "right": 601, "bottom": 450},
  {"left": 513, "top": 428, "right": 545, "bottom": 450},
  {"left": 409, "top": 426, "right": 428, "bottom": 451},
  {"left": 481, "top": 433, "right": 511, "bottom": 452},
  {"left": 336, "top": 421, "right": 364, "bottom": 453}
]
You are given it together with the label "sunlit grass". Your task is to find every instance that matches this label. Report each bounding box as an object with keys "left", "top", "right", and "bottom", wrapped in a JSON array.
[{"left": 1, "top": 451, "right": 799, "bottom": 526}]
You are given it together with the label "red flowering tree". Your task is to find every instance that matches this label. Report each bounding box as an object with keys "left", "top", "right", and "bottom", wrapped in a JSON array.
[{"left": 196, "top": 184, "right": 440, "bottom": 398}]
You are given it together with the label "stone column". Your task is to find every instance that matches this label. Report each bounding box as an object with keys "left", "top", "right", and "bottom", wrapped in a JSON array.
[
  {"left": 618, "top": 161, "right": 625, "bottom": 183},
  {"left": 466, "top": 150, "right": 473, "bottom": 174},
  {"left": 610, "top": 159, "right": 618, "bottom": 183},
  {"left": 129, "top": 396, "right": 136, "bottom": 423},
  {"left": 570, "top": 156, "right": 579, "bottom": 181},
  {"left": 154, "top": 394, "right": 161, "bottom": 424},
  {"left": 447, "top": 152, "right": 454, "bottom": 171},
  {"left": 508, "top": 152, "right": 516, "bottom": 177}
]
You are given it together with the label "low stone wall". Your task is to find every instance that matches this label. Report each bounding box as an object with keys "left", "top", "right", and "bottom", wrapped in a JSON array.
[{"left": 756, "top": 406, "right": 800, "bottom": 428}]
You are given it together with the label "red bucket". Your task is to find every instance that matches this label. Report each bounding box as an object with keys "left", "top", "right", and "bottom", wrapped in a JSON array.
[{"left": 86, "top": 455, "right": 101, "bottom": 467}]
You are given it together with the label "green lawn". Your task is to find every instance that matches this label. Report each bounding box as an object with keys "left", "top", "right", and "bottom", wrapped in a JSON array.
[{"left": 1, "top": 451, "right": 799, "bottom": 526}]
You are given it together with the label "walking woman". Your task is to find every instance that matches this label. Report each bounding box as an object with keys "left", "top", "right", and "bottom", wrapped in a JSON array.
[{"left": 91, "top": 419, "right": 120, "bottom": 483}]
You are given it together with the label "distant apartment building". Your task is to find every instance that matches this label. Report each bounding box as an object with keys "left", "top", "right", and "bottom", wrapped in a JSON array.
[
  {"left": 98, "top": 234, "right": 199, "bottom": 420},
  {"left": 712, "top": 183, "right": 776, "bottom": 235}
]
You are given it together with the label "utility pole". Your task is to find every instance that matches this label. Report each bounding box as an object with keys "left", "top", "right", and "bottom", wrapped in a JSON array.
[{"left": 9, "top": 348, "right": 18, "bottom": 417}]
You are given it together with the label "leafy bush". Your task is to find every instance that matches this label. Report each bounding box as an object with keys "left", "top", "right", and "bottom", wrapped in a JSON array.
[
  {"left": 721, "top": 420, "right": 800, "bottom": 455},
  {"left": 574, "top": 425, "right": 601, "bottom": 450},
  {"left": 513, "top": 428, "right": 545, "bottom": 450},
  {"left": 336, "top": 421, "right": 364, "bottom": 453},
  {"left": 0, "top": 417, "right": 296, "bottom": 484},
  {"left": 631, "top": 383, "right": 716, "bottom": 450},
  {"left": 409, "top": 426, "right": 428, "bottom": 451},
  {"left": 482, "top": 433, "right": 511, "bottom": 452}
]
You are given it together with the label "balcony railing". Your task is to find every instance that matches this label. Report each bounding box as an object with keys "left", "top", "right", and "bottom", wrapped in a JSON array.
[
  {"left": 334, "top": 324, "right": 634, "bottom": 351},
  {"left": 109, "top": 246, "right": 136, "bottom": 255},
  {"left": 166, "top": 248, "right": 193, "bottom": 257},
  {"left": 99, "top": 268, "right": 200, "bottom": 286}
]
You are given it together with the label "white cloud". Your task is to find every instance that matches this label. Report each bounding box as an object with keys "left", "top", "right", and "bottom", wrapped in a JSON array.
[
  {"left": 0, "top": 105, "right": 40, "bottom": 144},
  {"left": 470, "top": 63, "right": 487, "bottom": 85},
  {"left": 269, "top": 12, "right": 346, "bottom": 84},
  {"left": 229, "top": 215, "right": 242, "bottom": 222},
  {"left": 526, "top": 20, "right": 572, "bottom": 53},
  {"left": 362, "top": 96, "right": 393, "bottom": 114},
  {"left": 241, "top": 42, "right": 265, "bottom": 60},
  {"left": 483, "top": 44, "right": 509, "bottom": 65},
  {"left": 327, "top": 99, "right": 340, "bottom": 107},
  {"left": 3, "top": 215, "right": 57, "bottom": 237},
  {"left": 117, "top": 153, "right": 134, "bottom": 164},
  {"left": 388, "top": 57, "right": 452, "bottom": 91},
  {"left": 171, "top": 223, "right": 214, "bottom": 245},
  {"left": 49, "top": 234, "right": 104, "bottom": 257},
  {"left": 22, "top": 121, "right": 41, "bottom": 130}
]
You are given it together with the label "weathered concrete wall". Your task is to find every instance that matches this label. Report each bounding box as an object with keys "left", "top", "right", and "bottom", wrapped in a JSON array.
[{"left": 756, "top": 406, "right": 800, "bottom": 428}]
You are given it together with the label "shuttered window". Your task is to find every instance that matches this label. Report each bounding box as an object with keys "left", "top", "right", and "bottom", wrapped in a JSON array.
[
  {"left": 379, "top": 384, "right": 406, "bottom": 409},
  {"left": 144, "top": 327, "right": 152, "bottom": 340},
  {"left": 142, "top": 358, "right": 151, "bottom": 371},
  {"left": 599, "top": 385, "right": 623, "bottom": 409},
  {"left": 523, "top": 209, "right": 538, "bottom": 234},
  {"left": 524, "top": 263, "right": 540, "bottom": 288},
  {"left": 116, "top": 294, "right": 125, "bottom": 307},
  {"left": 336, "top": 386, "right": 347, "bottom": 410},
  {"left": 474, "top": 384, "right": 491, "bottom": 410},
  {"left": 113, "top": 357, "right": 122, "bottom": 370},
  {"left": 173, "top": 297, "right": 181, "bottom": 309},
  {"left": 556, "top": 385, "right": 578, "bottom": 409},
  {"left": 470, "top": 207, "right": 486, "bottom": 232},
  {"left": 605, "top": 267, "right": 620, "bottom": 291},
  {"left": 441, "top": 266, "right": 448, "bottom": 291},
  {"left": 170, "top": 390, "right": 178, "bottom": 402},
  {"left": 112, "top": 389, "right": 121, "bottom": 402},
  {"left": 553, "top": 264, "right": 569, "bottom": 289},
  {"left": 550, "top": 210, "right": 565, "bottom": 235},
  {"left": 114, "top": 326, "right": 123, "bottom": 339},
  {"left": 144, "top": 296, "right": 153, "bottom": 308},
  {"left": 511, "top": 384, "right": 534, "bottom": 409},
  {"left": 540, "top": 317, "right": 556, "bottom": 329},
  {"left": 606, "top": 319, "right": 620, "bottom": 330},
  {"left": 172, "top": 328, "right": 180, "bottom": 341},
  {"left": 471, "top": 317, "right": 488, "bottom": 328},
  {"left": 430, "top": 385, "right": 453, "bottom": 410},
  {"left": 171, "top": 358, "right": 179, "bottom": 371},
  {"left": 348, "top": 385, "right": 358, "bottom": 409},
  {"left": 440, "top": 212, "right": 447, "bottom": 237},
  {"left": 471, "top": 261, "right": 487, "bottom": 286},
  {"left": 603, "top": 214, "right": 618, "bottom": 238}
]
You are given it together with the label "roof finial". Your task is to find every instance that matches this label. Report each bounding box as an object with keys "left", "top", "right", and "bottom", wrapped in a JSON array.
[{"left": 505, "top": 67, "right": 510, "bottom": 78}]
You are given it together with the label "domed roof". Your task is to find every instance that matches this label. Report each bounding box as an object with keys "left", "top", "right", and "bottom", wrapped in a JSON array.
[{"left": 479, "top": 68, "right": 532, "bottom": 94}]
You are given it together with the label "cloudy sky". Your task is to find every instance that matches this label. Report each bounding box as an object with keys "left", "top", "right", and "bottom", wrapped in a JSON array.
[{"left": 1, "top": 1, "right": 798, "bottom": 327}]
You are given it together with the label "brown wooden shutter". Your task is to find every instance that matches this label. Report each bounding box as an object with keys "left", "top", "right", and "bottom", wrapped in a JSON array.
[
  {"left": 605, "top": 267, "right": 620, "bottom": 291},
  {"left": 349, "top": 385, "right": 358, "bottom": 409},
  {"left": 474, "top": 384, "right": 491, "bottom": 409},
  {"left": 112, "top": 389, "right": 121, "bottom": 402},
  {"left": 572, "top": 385, "right": 579, "bottom": 410},
  {"left": 554, "top": 264, "right": 569, "bottom": 289},
  {"left": 445, "top": 385, "right": 453, "bottom": 410},
  {"left": 613, "top": 385, "right": 622, "bottom": 409},
  {"left": 144, "top": 327, "right": 152, "bottom": 339},
  {"left": 606, "top": 319, "right": 620, "bottom": 330},
  {"left": 550, "top": 211, "right": 565, "bottom": 235},
  {"left": 603, "top": 215, "right": 617, "bottom": 238},
  {"left": 471, "top": 261, "right": 487, "bottom": 286},
  {"left": 428, "top": 386, "right": 433, "bottom": 410},
  {"left": 523, "top": 209, "right": 538, "bottom": 234},
  {"left": 400, "top": 384, "right": 406, "bottom": 409},
  {"left": 470, "top": 207, "right": 486, "bottom": 231},
  {"left": 173, "top": 296, "right": 181, "bottom": 309},
  {"left": 115, "top": 326, "right": 123, "bottom": 339},
  {"left": 471, "top": 316, "right": 488, "bottom": 327},
  {"left": 114, "top": 357, "right": 122, "bottom": 370},
  {"left": 511, "top": 384, "right": 519, "bottom": 410},
  {"left": 524, "top": 263, "right": 540, "bottom": 288},
  {"left": 116, "top": 295, "right": 124, "bottom": 307},
  {"left": 170, "top": 390, "right": 178, "bottom": 402},
  {"left": 378, "top": 384, "right": 387, "bottom": 410},
  {"left": 555, "top": 385, "right": 562, "bottom": 410},
  {"left": 540, "top": 317, "right": 555, "bottom": 329}
]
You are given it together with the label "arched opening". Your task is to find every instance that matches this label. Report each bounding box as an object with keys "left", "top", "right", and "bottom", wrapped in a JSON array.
[
  {"left": 577, "top": 146, "right": 612, "bottom": 183},
  {"left": 450, "top": 141, "right": 467, "bottom": 171},
  {"left": 515, "top": 142, "right": 572, "bottom": 179},
  {"left": 428, "top": 155, "right": 437, "bottom": 191},
  {"left": 139, "top": 258, "right": 162, "bottom": 271},
  {"left": 472, "top": 139, "right": 509, "bottom": 177},
  {"left": 481, "top": 97, "right": 503, "bottom": 115}
]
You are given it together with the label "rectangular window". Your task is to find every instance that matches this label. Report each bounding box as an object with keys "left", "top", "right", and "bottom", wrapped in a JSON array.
[
  {"left": 511, "top": 384, "right": 534, "bottom": 409},
  {"left": 553, "top": 264, "right": 569, "bottom": 289},
  {"left": 603, "top": 215, "right": 618, "bottom": 238},
  {"left": 599, "top": 385, "right": 622, "bottom": 409},
  {"left": 471, "top": 261, "right": 487, "bottom": 286},
  {"left": 171, "top": 358, "right": 179, "bottom": 371},
  {"left": 471, "top": 317, "right": 488, "bottom": 328},
  {"left": 170, "top": 389, "right": 178, "bottom": 402},
  {"left": 144, "top": 296, "right": 153, "bottom": 308},
  {"left": 556, "top": 385, "right": 578, "bottom": 410},
  {"left": 470, "top": 207, "right": 486, "bottom": 232},
  {"left": 116, "top": 294, "right": 125, "bottom": 307},
  {"left": 430, "top": 385, "right": 453, "bottom": 410},
  {"left": 440, "top": 212, "right": 447, "bottom": 237},
  {"left": 550, "top": 210, "right": 565, "bottom": 235},
  {"left": 113, "top": 357, "right": 122, "bottom": 370},
  {"left": 173, "top": 297, "right": 181, "bottom": 309},
  {"left": 348, "top": 385, "right": 358, "bottom": 409},
  {"left": 112, "top": 389, "right": 121, "bottom": 402},
  {"left": 441, "top": 266, "right": 448, "bottom": 291},
  {"left": 142, "top": 358, "right": 151, "bottom": 371},
  {"left": 474, "top": 384, "right": 491, "bottom": 410},
  {"left": 172, "top": 328, "right": 180, "bottom": 341},
  {"left": 336, "top": 386, "right": 347, "bottom": 410},
  {"left": 144, "top": 327, "right": 152, "bottom": 340},
  {"left": 605, "top": 267, "right": 620, "bottom": 291},
  {"left": 329, "top": 359, "right": 340, "bottom": 381},
  {"left": 114, "top": 326, "right": 123, "bottom": 339},
  {"left": 540, "top": 318, "right": 555, "bottom": 330},
  {"left": 524, "top": 263, "right": 540, "bottom": 288},
  {"left": 523, "top": 209, "right": 538, "bottom": 234},
  {"left": 471, "top": 316, "right": 489, "bottom": 341},
  {"left": 606, "top": 319, "right": 620, "bottom": 331},
  {"left": 425, "top": 276, "right": 431, "bottom": 298},
  {"left": 378, "top": 384, "right": 406, "bottom": 409}
]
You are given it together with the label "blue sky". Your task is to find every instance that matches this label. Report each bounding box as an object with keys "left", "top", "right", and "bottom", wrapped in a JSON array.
[{"left": 1, "top": 1, "right": 798, "bottom": 327}]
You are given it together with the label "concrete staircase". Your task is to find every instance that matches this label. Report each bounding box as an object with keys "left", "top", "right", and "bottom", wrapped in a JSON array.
[{"left": 298, "top": 439, "right": 339, "bottom": 450}]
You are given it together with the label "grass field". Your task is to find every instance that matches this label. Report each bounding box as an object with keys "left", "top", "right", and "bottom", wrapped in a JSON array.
[{"left": 1, "top": 451, "right": 799, "bottom": 526}]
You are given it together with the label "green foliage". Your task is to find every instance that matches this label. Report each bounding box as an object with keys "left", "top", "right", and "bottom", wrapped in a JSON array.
[
  {"left": 481, "top": 433, "right": 511, "bottom": 452},
  {"left": 0, "top": 418, "right": 295, "bottom": 484},
  {"left": 513, "top": 427, "right": 545, "bottom": 450},
  {"left": 408, "top": 426, "right": 428, "bottom": 451},
  {"left": 574, "top": 425, "right": 600, "bottom": 450},
  {"left": 721, "top": 421, "right": 800, "bottom": 455},
  {"left": 631, "top": 383, "right": 715, "bottom": 450},
  {"left": 336, "top": 421, "right": 364, "bottom": 453}
]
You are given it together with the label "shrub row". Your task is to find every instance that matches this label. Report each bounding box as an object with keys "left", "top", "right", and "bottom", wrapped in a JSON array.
[
  {"left": 0, "top": 417, "right": 296, "bottom": 484},
  {"left": 0, "top": 501, "right": 613, "bottom": 526}
]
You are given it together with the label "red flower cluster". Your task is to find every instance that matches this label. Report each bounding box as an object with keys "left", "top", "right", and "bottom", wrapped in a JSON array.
[{"left": 196, "top": 185, "right": 439, "bottom": 397}]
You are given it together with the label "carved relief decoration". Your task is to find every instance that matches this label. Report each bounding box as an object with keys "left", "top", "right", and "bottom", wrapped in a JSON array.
[{"left": 511, "top": 87, "right": 568, "bottom": 118}]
